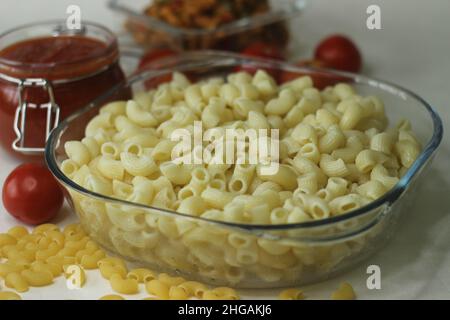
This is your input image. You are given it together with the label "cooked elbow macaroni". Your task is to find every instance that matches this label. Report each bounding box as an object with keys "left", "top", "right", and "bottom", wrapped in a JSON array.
[{"left": 61, "top": 70, "right": 421, "bottom": 287}]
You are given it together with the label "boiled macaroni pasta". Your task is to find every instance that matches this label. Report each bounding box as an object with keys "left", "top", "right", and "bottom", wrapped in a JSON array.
[{"left": 60, "top": 70, "right": 422, "bottom": 287}]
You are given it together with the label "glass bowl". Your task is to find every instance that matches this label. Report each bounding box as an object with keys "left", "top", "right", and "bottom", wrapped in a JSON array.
[
  {"left": 46, "top": 51, "right": 443, "bottom": 288},
  {"left": 108, "top": 0, "right": 307, "bottom": 52}
]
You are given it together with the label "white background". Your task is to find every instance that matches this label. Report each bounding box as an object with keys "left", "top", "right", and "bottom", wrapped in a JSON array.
[{"left": 0, "top": 0, "right": 449, "bottom": 300}]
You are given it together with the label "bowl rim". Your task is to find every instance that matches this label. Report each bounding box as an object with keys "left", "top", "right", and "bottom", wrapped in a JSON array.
[
  {"left": 45, "top": 50, "right": 444, "bottom": 234},
  {"left": 108, "top": 0, "right": 308, "bottom": 37}
]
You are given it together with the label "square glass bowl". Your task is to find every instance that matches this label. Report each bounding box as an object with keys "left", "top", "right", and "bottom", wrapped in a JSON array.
[
  {"left": 109, "top": 0, "right": 307, "bottom": 52},
  {"left": 46, "top": 51, "right": 443, "bottom": 288}
]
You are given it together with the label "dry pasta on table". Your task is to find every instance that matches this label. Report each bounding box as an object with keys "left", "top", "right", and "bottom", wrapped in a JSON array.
[{"left": 0, "top": 223, "right": 240, "bottom": 300}]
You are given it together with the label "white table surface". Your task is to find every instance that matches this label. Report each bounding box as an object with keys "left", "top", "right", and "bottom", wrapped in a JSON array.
[{"left": 0, "top": 0, "right": 449, "bottom": 300}]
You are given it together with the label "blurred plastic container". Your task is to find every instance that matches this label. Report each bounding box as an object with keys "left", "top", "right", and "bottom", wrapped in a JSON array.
[{"left": 109, "top": 0, "right": 307, "bottom": 52}]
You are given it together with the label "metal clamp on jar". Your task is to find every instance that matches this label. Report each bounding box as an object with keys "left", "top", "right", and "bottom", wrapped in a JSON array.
[{"left": 2, "top": 75, "right": 60, "bottom": 154}]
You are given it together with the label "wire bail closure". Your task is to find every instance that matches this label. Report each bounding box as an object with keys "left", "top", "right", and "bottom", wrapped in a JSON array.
[{"left": 12, "top": 78, "right": 60, "bottom": 154}]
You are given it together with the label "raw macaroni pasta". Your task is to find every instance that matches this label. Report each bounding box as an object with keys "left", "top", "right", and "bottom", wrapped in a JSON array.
[
  {"left": 331, "top": 282, "right": 356, "bottom": 300},
  {"left": 279, "top": 288, "right": 305, "bottom": 300},
  {"left": 0, "top": 223, "right": 238, "bottom": 300}
]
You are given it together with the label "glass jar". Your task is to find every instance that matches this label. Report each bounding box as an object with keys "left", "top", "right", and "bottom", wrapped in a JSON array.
[{"left": 0, "top": 21, "right": 130, "bottom": 159}]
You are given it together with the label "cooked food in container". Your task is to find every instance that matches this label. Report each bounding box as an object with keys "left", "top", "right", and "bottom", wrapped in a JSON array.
[
  {"left": 109, "top": 0, "right": 307, "bottom": 52},
  {"left": 46, "top": 52, "right": 442, "bottom": 288}
]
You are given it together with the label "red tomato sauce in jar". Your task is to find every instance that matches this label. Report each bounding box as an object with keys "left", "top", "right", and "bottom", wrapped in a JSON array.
[
  {"left": 0, "top": 22, "right": 130, "bottom": 160},
  {"left": 0, "top": 36, "right": 108, "bottom": 65}
]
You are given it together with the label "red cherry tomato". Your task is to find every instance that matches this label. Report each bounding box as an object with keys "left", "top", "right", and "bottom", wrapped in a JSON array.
[
  {"left": 137, "top": 48, "right": 177, "bottom": 89},
  {"left": 314, "top": 35, "right": 362, "bottom": 73},
  {"left": 236, "top": 42, "right": 285, "bottom": 78},
  {"left": 280, "top": 59, "right": 350, "bottom": 90},
  {"left": 2, "top": 163, "right": 64, "bottom": 225}
]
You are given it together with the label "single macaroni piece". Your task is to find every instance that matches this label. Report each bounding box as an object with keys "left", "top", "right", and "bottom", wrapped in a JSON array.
[
  {"left": 5, "top": 272, "right": 29, "bottom": 292},
  {"left": 127, "top": 268, "right": 156, "bottom": 283},
  {"left": 169, "top": 286, "right": 189, "bottom": 300},
  {"left": 145, "top": 279, "right": 170, "bottom": 300},
  {"left": 98, "top": 257, "right": 128, "bottom": 279},
  {"left": 32, "top": 261, "right": 63, "bottom": 277},
  {"left": 210, "top": 287, "right": 240, "bottom": 300},
  {"left": 0, "top": 291, "right": 22, "bottom": 300},
  {"left": 202, "top": 290, "right": 222, "bottom": 300},
  {"left": 0, "top": 233, "right": 17, "bottom": 247},
  {"left": 320, "top": 154, "right": 350, "bottom": 178},
  {"left": 331, "top": 282, "right": 356, "bottom": 300},
  {"left": 279, "top": 288, "right": 305, "bottom": 300},
  {"left": 109, "top": 274, "right": 139, "bottom": 295},
  {"left": 60, "top": 70, "right": 422, "bottom": 287},
  {"left": 158, "top": 273, "right": 185, "bottom": 287},
  {"left": 7, "top": 226, "right": 29, "bottom": 239},
  {"left": 177, "top": 281, "right": 208, "bottom": 299},
  {"left": 99, "top": 294, "right": 125, "bottom": 300},
  {"left": 65, "top": 141, "right": 91, "bottom": 166},
  {"left": 97, "top": 158, "right": 121, "bottom": 185},
  {"left": 395, "top": 140, "right": 421, "bottom": 168},
  {"left": 21, "top": 269, "right": 53, "bottom": 287},
  {"left": 80, "top": 250, "right": 106, "bottom": 269}
]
